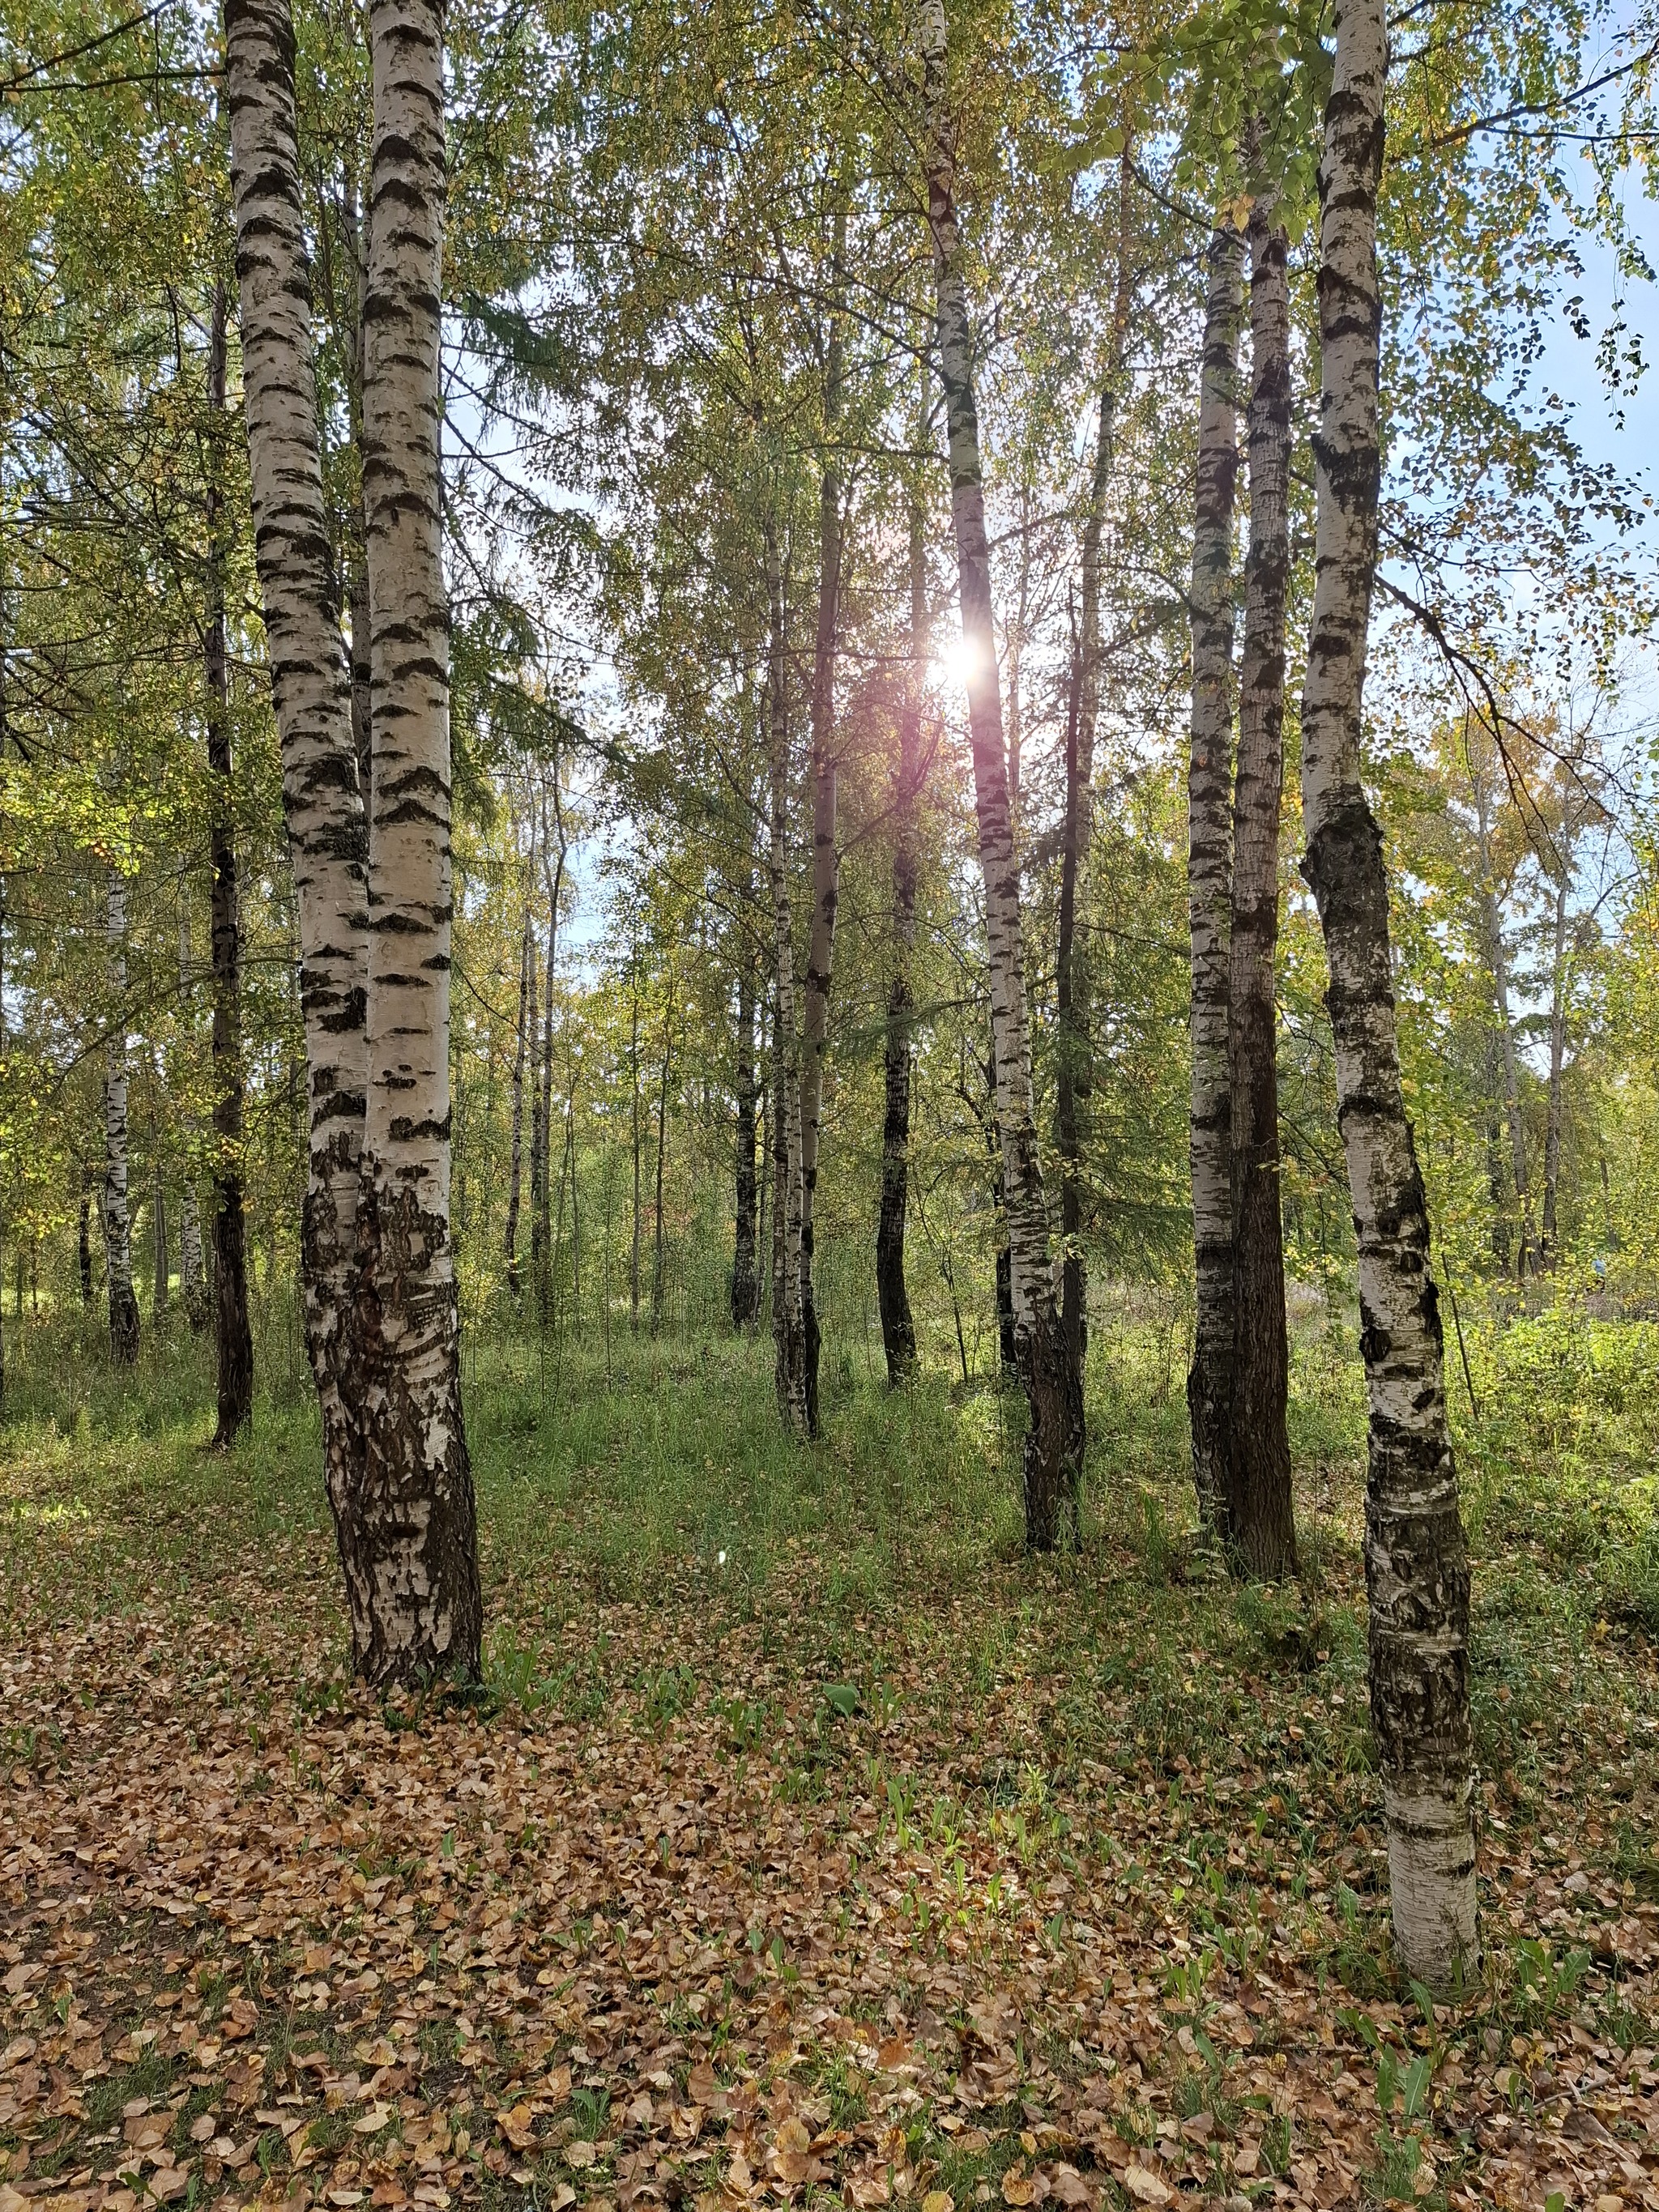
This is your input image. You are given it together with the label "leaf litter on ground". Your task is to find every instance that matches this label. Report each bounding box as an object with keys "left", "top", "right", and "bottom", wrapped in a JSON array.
[{"left": 1, "top": 1421, "right": 1657, "bottom": 2212}]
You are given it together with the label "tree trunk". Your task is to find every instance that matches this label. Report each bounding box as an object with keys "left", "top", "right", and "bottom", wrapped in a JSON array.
[
  {"left": 180, "top": 1176, "right": 207, "bottom": 1328},
  {"left": 79, "top": 1178, "right": 94, "bottom": 1306},
  {"left": 731, "top": 944, "right": 759, "bottom": 1326},
  {"left": 1297, "top": 0, "right": 1478, "bottom": 1988},
  {"left": 1056, "top": 623, "right": 1086, "bottom": 1439},
  {"left": 177, "top": 865, "right": 208, "bottom": 1332},
  {"left": 504, "top": 907, "right": 531, "bottom": 1298},
  {"left": 1185, "top": 222, "right": 1244, "bottom": 1538},
  {"left": 102, "top": 872, "right": 140, "bottom": 1366},
  {"left": 527, "top": 906, "right": 545, "bottom": 1298},
  {"left": 766, "top": 525, "right": 808, "bottom": 1430},
  {"left": 1056, "top": 318, "right": 1121, "bottom": 1461},
  {"left": 798, "top": 305, "right": 844, "bottom": 1437},
  {"left": 876, "top": 449, "right": 924, "bottom": 1387},
  {"left": 1541, "top": 857, "right": 1571, "bottom": 1264},
  {"left": 350, "top": 0, "right": 482, "bottom": 1683},
  {"left": 152, "top": 1165, "right": 169, "bottom": 1323},
  {"left": 1471, "top": 769, "right": 1529, "bottom": 1275},
  {"left": 1224, "top": 202, "right": 1296, "bottom": 1578},
  {"left": 536, "top": 783, "right": 564, "bottom": 1317},
  {"left": 651, "top": 1025, "right": 671, "bottom": 1332},
  {"left": 342, "top": 168, "right": 373, "bottom": 804},
  {"left": 920, "top": 0, "right": 1077, "bottom": 1548},
  {"left": 225, "top": 0, "right": 370, "bottom": 1575},
  {"left": 203, "top": 274, "right": 255, "bottom": 1445},
  {"left": 630, "top": 976, "right": 642, "bottom": 1328}
]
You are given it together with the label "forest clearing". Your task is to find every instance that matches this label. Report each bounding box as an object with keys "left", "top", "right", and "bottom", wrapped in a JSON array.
[
  {"left": 3, "top": 0, "right": 1659, "bottom": 2200},
  {"left": 2, "top": 1318, "right": 1658, "bottom": 2212}
]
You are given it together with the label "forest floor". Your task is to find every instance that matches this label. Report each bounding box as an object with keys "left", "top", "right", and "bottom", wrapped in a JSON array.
[{"left": 2, "top": 1319, "right": 1657, "bottom": 2212}]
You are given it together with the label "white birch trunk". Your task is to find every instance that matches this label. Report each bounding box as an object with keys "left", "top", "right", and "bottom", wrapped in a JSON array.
[
  {"left": 799, "top": 313, "right": 844, "bottom": 1437},
  {"left": 766, "top": 522, "right": 808, "bottom": 1432},
  {"left": 1297, "top": 0, "right": 1478, "bottom": 1988},
  {"left": 224, "top": 0, "right": 369, "bottom": 1519},
  {"left": 920, "top": 0, "right": 1077, "bottom": 1548},
  {"left": 1225, "top": 198, "right": 1297, "bottom": 1578},
  {"left": 102, "top": 872, "right": 139, "bottom": 1365},
  {"left": 177, "top": 899, "right": 210, "bottom": 1331},
  {"left": 1186, "top": 223, "right": 1244, "bottom": 1536},
  {"left": 504, "top": 907, "right": 531, "bottom": 1297},
  {"left": 355, "top": 0, "right": 481, "bottom": 1682}
]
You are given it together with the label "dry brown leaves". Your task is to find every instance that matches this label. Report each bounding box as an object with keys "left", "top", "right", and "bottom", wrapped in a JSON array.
[{"left": 1, "top": 1490, "right": 1657, "bottom": 2212}]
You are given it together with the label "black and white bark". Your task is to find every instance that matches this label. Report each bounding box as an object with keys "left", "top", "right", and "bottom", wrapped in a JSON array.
[
  {"left": 876, "top": 441, "right": 926, "bottom": 1387},
  {"left": 731, "top": 931, "right": 760, "bottom": 1327},
  {"left": 1470, "top": 768, "right": 1529, "bottom": 1275},
  {"left": 225, "top": 0, "right": 369, "bottom": 1542},
  {"left": 766, "top": 523, "right": 808, "bottom": 1430},
  {"left": 921, "top": 0, "right": 1078, "bottom": 1547},
  {"left": 353, "top": 0, "right": 481, "bottom": 1681},
  {"left": 102, "top": 872, "right": 140, "bottom": 1366},
  {"left": 205, "top": 275, "right": 254, "bottom": 1445},
  {"left": 1298, "top": 0, "right": 1478, "bottom": 1987},
  {"left": 1225, "top": 200, "right": 1296, "bottom": 1578},
  {"left": 504, "top": 907, "right": 531, "bottom": 1298},
  {"left": 798, "top": 304, "right": 845, "bottom": 1436},
  {"left": 535, "top": 779, "right": 565, "bottom": 1316},
  {"left": 1185, "top": 222, "right": 1244, "bottom": 1538}
]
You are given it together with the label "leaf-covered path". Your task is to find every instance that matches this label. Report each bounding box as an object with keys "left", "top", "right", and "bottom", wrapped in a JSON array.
[{"left": 2, "top": 1419, "right": 1657, "bottom": 2212}]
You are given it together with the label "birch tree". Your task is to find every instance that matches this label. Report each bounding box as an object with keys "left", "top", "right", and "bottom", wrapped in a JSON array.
[
  {"left": 766, "top": 520, "right": 807, "bottom": 1429},
  {"left": 1224, "top": 194, "right": 1294, "bottom": 1577},
  {"left": 797, "top": 309, "right": 844, "bottom": 1438},
  {"left": 1298, "top": 0, "right": 1478, "bottom": 1985},
  {"left": 204, "top": 275, "right": 254, "bottom": 1447},
  {"left": 102, "top": 871, "right": 139, "bottom": 1366},
  {"left": 352, "top": 0, "right": 481, "bottom": 1680},
  {"left": 1185, "top": 223, "right": 1243, "bottom": 1538},
  {"left": 224, "top": 0, "right": 480, "bottom": 1683},
  {"left": 919, "top": 0, "right": 1078, "bottom": 1549}
]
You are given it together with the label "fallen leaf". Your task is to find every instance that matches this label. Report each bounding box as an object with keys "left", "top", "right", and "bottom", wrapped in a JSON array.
[{"left": 1121, "top": 2172, "right": 1170, "bottom": 2208}]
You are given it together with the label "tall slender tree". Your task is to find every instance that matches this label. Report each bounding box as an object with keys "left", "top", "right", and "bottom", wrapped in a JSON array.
[
  {"left": 224, "top": 0, "right": 480, "bottom": 1682},
  {"left": 102, "top": 872, "right": 140, "bottom": 1366},
  {"left": 766, "top": 521, "right": 807, "bottom": 1429},
  {"left": 731, "top": 918, "right": 760, "bottom": 1326},
  {"left": 798, "top": 296, "right": 845, "bottom": 1436},
  {"left": 920, "top": 0, "right": 1078, "bottom": 1549},
  {"left": 1185, "top": 222, "right": 1244, "bottom": 1538},
  {"left": 352, "top": 0, "right": 482, "bottom": 1680},
  {"left": 1298, "top": 0, "right": 1478, "bottom": 1984},
  {"left": 876, "top": 428, "right": 926, "bottom": 1386},
  {"left": 204, "top": 275, "right": 254, "bottom": 1447},
  {"left": 1224, "top": 196, "right": 1294, "bottom": 1575},
  {"left": 504, "top": 906, "right": 531, "bottom": 1298}
]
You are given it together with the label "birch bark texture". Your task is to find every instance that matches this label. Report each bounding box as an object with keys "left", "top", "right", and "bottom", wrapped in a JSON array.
[
  {"left": 1225, "top": 202, "right": 1295, "bottom": 1577},
  {"left": 225, "top": 0, "right": 481, "bottom": 1684},
  {"left": 876, "top": 460, "right": 926, "bottom": 1386},
  {"left": 205, "top": 273, "right": 255, "bottom": 1447},
  {"left": 504, "top": 908, "right": 531, "bottom": 1296},
  {"left": 102, "top": 872, "right": 140, "bottom": 1366},
  {"left": 920, "top": 0, "right": 1079, "bottom": 1548},
  {"left": 1185, "top": 223, "right": 1244, "bottom": 1540},
  {"left": 224, "top": 0, "right": 369, "bottom": 1523},
  {"left": 355, "top": 0, "right": 481, "bottom": 1681},
  {"left": 731, "top": 931, "right": 760, "bottom": 1327},
  {"left": 1298, "top": 0, "right": 1478, "bottom": 1986},
  {"left": 798, "top": 320, "right": 844, "bottom": 1437},
  {"left": 177, "top": 897, "right": 210, "bottom": 1331},
  {"left": 766, "top": 522, "right": 808, "bottom": 1430}
]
